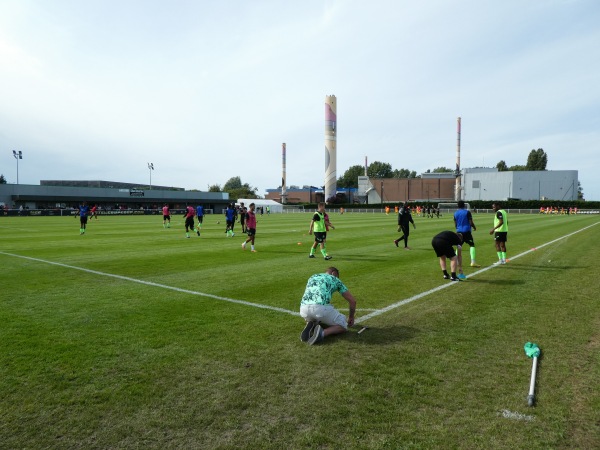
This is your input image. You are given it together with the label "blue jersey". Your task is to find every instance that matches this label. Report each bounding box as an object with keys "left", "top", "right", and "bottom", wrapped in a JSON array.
[
  {"left": 454, "top": 209, "right": 472, "bottom": 233},
  {"left": 196, "top": 206, "right": 204, "bottom": 216},
  {"left": 225, "top": 208, "right": 235, "bottom": 221},
  {"left": 79, "top": 205, "right": 89, "bottom": 217}
]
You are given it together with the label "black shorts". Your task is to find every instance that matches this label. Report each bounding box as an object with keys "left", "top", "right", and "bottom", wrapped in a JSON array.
[
  {"left": 226, "top": 220, "right": 234, "bottom": 227},
  {"left": 460, "top": 231, "right": 475, "bottom": 247},
  {"left": 185, "top": 217, "right": 194, "bottom": 229},
  {"left": 431, "top": 238, "right": 456, "bottom": 259},
  {"left": 399, "top": 223, "right": 410, "bottom": 235},
  {"left": 197, "top": 216, "right": 203, "bottom": 224},
  {"left": 163, "top": 214, "right": 170, "bottom": 221},
  {"left": 246, "top": 228, "right": 256, "bottom": 236},
  {"left": 80, "top": 216, "right": 88, "bottom": 225},
  {"left": 494, "top": 232, "right": 508, "bottom": 243},
  {"left": 314, "top": 232, "right": 327, "bottom": 243}
]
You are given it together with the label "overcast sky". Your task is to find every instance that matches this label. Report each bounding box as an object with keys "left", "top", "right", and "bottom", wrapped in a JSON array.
[{"left": 1, "top": 0, "right": 599, "bottom": 200}]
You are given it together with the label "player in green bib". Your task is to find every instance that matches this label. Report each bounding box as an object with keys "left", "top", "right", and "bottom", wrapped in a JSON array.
[
  {"left": 308, "top": 202, "right": 333, "bottom": 260},
  {"left": 489, "top": 202, "right": 508, "bottom": 264}
]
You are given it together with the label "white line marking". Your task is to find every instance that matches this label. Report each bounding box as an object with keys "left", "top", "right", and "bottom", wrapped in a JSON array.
[
  {"left": 500, "top": 409, "right": 535, "bottom": 421},
  {"left": 0, "top": 251, "right": 300, "bottom": 317},
  {"left": 355, "top": 221, "right": 600, "bottom": 324}
]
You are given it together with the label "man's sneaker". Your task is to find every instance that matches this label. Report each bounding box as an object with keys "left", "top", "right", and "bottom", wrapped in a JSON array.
[
  {"left": 443, "top": 275, "right": 450, "bottom": 279},
  {"left": 470, "top": 262, "right": 481, "bottom": 267},
  {"left": 394, "top": 240, "right": 399, "bottom": 247},
  {"left": 242, "top": 243, "right": 246, "bottom": 250},
  {"left": 251, "top": 250, "right": 257, "bottom": 253},
  {"left": 308, "top": 325, "right": 324, "bottom": 345},
  {"left": 450, "top": 276, "right": 461, "bottom": 281},
  {"left": 231, "top": 232, "right": 235, "bottom": 237},
  {"left": 308, "top": 254, "right": 315, "bottom": 258},
  {"left": 500, "top": 259, "right": 506, "bottom": 264},
  {"left": 404, "top": 246, "right": 411, "bottom": 250},
  {"left": 196, "top": 230, "right": 200, "bottom": 236},
  {"left": 300, "top": 321, "right": 316, "bottom": 342},
  {"left": 457, "top": 273, "right": 467, "bottom": 280},
  {"left": 324, "top": 255, "right": 332, "bottom": 260}
]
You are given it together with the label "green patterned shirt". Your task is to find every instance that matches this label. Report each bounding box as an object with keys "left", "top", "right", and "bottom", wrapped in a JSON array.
[{"left": 300, "top": 273, "right": 348, "bottom": 305}]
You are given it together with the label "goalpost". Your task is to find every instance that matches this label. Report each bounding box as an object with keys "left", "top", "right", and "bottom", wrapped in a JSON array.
[
  {"left": 282, "top": 205, "right": 306, "bottom": 213},
  {"left": 437, "top": 202, "right": 470, "bottom": 213}
]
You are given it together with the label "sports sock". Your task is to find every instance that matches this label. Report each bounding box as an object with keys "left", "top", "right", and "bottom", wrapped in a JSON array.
[
  {"left": 451, "top": 272, "right": 457, "bottom": 278},
  {"left": 310, "top": 247, "right": 315, "bottom": 255},
  {"left": 443, "top": 270, "right": 449, "bottom": 277},
  {"left": 501, "top": 251, "right": 506, "bottom": 260},
  {"left": 251, "top": 245, "right": 255, "bottom": 251},
  {"left": 321, "top": 247, "right": 327, "bottom": 257},
  {"left": 497, "top": 251, "right": 502, "bottom": 260},
  {"left": 470, "top": 247, "right": 476, "bottom": 261}
]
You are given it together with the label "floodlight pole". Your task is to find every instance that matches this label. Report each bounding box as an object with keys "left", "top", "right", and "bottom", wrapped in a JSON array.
[
  {"left": 148, "top": 163, "right": 154, "bottom": 190},
  {"left": 12, "top": 150, "right": 23, "bottom": 184}
]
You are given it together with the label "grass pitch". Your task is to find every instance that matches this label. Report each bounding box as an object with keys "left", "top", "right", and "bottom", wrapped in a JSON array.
[{"left": 1, "top": 212, "right": 599, "bottom": 449}]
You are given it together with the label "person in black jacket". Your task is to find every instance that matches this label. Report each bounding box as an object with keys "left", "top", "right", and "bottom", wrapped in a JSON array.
[{"left": 394, "top": 202, "right": 416, "bottom": 249}]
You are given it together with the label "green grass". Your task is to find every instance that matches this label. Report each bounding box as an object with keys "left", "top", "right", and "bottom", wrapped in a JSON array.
[{"left": 1, "top": 212, "right": 599, "bottom": 449}]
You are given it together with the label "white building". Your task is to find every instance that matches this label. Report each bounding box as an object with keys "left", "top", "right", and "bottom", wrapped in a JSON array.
[{"left": 461, "top": 168, "right": 578, "bottom": 201}]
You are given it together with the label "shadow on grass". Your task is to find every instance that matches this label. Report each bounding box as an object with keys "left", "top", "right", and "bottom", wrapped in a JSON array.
[
  {"left": 503, "top": 264, "right": 587, "bottom": 271},
  {"left": 466, "top": 278, "right": 527, "bottom": 286},
  {"left": 332, "top": 325, "right": 420, "bottom": 346}
]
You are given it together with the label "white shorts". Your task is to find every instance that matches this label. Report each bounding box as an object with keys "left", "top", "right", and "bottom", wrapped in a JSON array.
[{"left": 300, "top": 304, "right": 348, "bottom": 329}]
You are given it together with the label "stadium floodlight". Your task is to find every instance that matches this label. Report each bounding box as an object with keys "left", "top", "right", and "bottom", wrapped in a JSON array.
[
  {"left": 148, "top": 163, "right": 154, "bottom": 190},
  {"left": 12, "top": 150, "right": 23, "bottom": 184}
]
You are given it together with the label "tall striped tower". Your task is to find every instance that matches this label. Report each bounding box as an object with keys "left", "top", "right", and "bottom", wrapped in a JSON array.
[
  {"left": 455, "top": 117, "right": 461, "bottom": 201},
  {"left": 324, "top": 95, "right": 337, "bottom": 202},
  {"left": 281, "top": 143, "right": 287, "bottom": 204}
]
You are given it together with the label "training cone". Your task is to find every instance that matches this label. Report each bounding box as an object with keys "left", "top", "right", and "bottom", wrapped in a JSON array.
[{"left": 297, "top": 242, "right": 302, "bottom": 245}]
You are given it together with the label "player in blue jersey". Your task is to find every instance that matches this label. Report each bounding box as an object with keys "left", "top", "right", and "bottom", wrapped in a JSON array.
[
  {"left": 195, "top": 204, "right": 204, "bottom": 236},
  {"left": 453, "top": 200, "right": 480, "bottom": 278},
  {"left": 225, "top": 203, "right": 236, "bottom": 237},
  {"left": 77, "top": 201, "right": 90, "bottom": 235}
]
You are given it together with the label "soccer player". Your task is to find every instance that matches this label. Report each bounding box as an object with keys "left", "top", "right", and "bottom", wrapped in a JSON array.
[
  {"left": 489, "top": 202, "right": 508, "bottom": 264},
  {"left": 77, "top": 201, "right": 89, "bottom": 235},
  {"left": 225, "top": 203, "right": 236, "bottom": 237},
  {"left": 431, "top": 231, "right": 464, "bottom": 281},
  {"left": 241, "top": 203, "right": 257, "bottom": 252},
  {"left": 90, "top": 204, "right": 99, "bottom": 220},
  {"left": 162, "top": 204, "right": 171, "bottom": 228},
  {"left": 308, "top": 202, "right": 333, "bottom": 260},
  {"left": 183, "top": 204, "right": 195, "bottom": 238},
  {"left": 454, "top": 200, "right": 480, "bottom": 274},
  {"left": 299, "top": 267, "right": 357, "bottom": 345},
  {"left": 239, "top": 202, "right": 246, "bottom": 233},
  {"left": 195, "top": 204, "right": 204, "bottom": 236},
  {"left": 394, "top": 202, "right": 416, "bottom": 249}
]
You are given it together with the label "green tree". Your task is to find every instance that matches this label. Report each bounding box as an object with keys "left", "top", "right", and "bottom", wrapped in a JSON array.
[
  {"left": 432, "top": 167, "right": 453, "bottom": 173},
  {"left": 367, "top": 161, "right": 393, "bottom": 178},
  {"left": 223, "top": 176, "right": 242, "bottom": 191},
  {"left": 392, "top": 168, "right": 417, "bottom": 178},
  {"left": 526, "top": 148, "right": 548, "bottom": 171},
  {"left": 508, "top": 164, "right": 527, "bottom": 171},
  {"left": 578, "top": 181, "right": 584, "bottom": 200},
  {"left": 223, "top": 176, "right": 258, "bottom": 199},
  {"left": 0, "top": 174, "right": 6, "bottom": 184},
  {"left": 496, "top": 160, "right": 508, "bottom": 171},
  {"left": 208, "top": 184, "right": 222, "bottom": 192},
  {"left": 338, "top": 165, "right": 365, "bottom": 188}
]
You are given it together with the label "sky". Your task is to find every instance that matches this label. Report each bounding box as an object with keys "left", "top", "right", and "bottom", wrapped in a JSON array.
[{"left": 1, "top": 0, "right": 599, "bottom": 200}]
